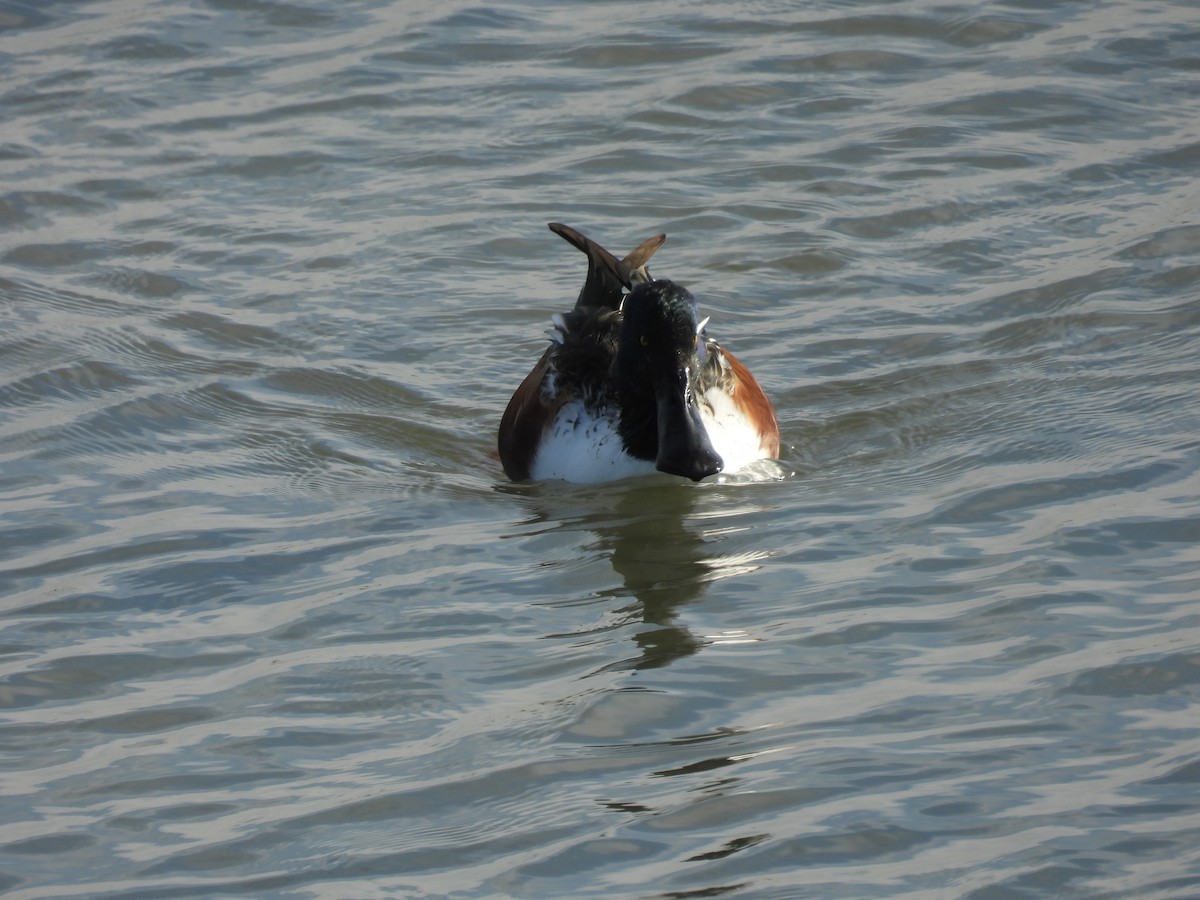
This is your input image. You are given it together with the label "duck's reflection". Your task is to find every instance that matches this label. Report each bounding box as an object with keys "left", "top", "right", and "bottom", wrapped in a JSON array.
[
  {"left": 508, "top": 478, "right": 770, "bottom": 671},
  {"left": 602, "top": 483, "right": 708, "bottom": 670}
]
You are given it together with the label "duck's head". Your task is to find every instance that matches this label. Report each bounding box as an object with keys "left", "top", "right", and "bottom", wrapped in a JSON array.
[{"left": 615, "top": 279, "right": 723, "bottom": 482}]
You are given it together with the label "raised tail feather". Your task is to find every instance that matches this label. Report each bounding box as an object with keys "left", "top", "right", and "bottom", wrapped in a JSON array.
[{"left": 548, "top": 222, "right": 667, "bottom": 310}]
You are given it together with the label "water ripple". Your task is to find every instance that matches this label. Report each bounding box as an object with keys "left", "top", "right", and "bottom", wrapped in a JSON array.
[{"left": 2, "top": 0, "right": 1199, "bottom": 897}]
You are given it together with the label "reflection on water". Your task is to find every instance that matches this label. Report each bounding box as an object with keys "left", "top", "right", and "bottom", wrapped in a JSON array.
[
  {"left": 2, "top": 0, "right": 1200, "bottom": 897},
  {"left": 519, "top": 481, "right": 775, "bottom": 673},
  {"left": 592, "top": 486, "right": 713, "bottom": 671}
]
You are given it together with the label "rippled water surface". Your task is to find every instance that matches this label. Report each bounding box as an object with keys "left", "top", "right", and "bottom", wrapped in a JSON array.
[{"left": 3, "top": 1, "right": 1200, "bottom": 897}]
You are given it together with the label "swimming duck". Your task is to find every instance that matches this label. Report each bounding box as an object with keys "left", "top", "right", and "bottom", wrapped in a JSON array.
[{"left": 498, "top": 223, "right": 779, "bottom": 483}]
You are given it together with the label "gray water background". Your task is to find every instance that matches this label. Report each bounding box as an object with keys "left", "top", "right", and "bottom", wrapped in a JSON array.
[{"left": 2, "top": 1, "right": 1199, "bottom": 897}]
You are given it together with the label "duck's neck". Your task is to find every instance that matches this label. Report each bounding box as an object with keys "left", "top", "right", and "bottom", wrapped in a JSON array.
[{"left": 614, "top": 386, "right": 658, "bottom": 462}]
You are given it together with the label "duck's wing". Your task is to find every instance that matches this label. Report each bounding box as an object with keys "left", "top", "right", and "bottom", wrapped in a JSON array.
[
  {"left": 548, "top": 223, "right": 666, "bottom": 311},
  {"left": 498, "top": 349, "right": 554, "bottom": 481}
]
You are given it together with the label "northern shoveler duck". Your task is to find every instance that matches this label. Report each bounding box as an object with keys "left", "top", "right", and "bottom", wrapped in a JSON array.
[{"left": 498, "top": 223, "right": 779, "bottom": 483}]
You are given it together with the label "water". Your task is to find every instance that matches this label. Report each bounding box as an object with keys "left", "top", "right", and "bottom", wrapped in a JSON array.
[{"left": 2, "top": 0, "right": 1199, "bottom": 897}]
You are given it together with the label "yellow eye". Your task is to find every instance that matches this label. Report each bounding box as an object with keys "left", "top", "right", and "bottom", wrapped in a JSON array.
[{"left": 639, "top": 334, "right": 649, "bottom": 347}]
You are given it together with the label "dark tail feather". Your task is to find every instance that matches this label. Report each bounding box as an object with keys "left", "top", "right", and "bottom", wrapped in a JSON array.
[{"left": 548, "top": 223, "right": 667, "bottom": 310}]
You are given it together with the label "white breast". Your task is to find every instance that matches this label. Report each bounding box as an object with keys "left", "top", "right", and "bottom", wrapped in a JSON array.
[
  {"left": 529, "top": 392, "right": 770, "bottom": 483},
  {"left": 529, "top": 399, "right": 657, "bottom": 483}
]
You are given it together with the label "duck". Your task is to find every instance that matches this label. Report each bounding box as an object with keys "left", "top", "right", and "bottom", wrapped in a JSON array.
[{"left": 498, "top": 223, "right": 779, "bottom": 483}]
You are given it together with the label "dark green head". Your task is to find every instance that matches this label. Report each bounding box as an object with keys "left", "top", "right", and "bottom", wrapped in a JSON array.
[
  {"left": 617, "top": 280, "right": 703, "bottom": 374},
  {"left": 614, "top": 280, "right": 722, "bottom": 481}
]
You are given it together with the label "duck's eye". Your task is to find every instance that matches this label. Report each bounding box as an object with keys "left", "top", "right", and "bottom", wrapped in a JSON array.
[{"left": 639, "top": 334, "right": 649, "bottom": 347}]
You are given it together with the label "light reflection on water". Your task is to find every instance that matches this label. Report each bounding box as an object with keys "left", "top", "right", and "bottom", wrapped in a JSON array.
[{"left": 2, "top": 0, "right": 1200, "bottom": 897}]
